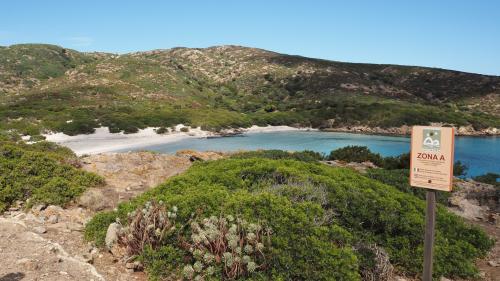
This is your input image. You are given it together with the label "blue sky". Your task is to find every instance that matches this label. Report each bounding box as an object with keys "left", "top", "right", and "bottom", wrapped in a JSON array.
[{"left": 1, "top": 0, "right": 499, "bottom": 75}]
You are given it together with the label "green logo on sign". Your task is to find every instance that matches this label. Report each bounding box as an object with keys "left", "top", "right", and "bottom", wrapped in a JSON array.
[{"left": 422, "top": 129, "right": 441, "bottom": 151}]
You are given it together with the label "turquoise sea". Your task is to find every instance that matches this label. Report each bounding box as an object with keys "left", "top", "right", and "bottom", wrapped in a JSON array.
[{"left": 123, "top": 131, "right": 499, "bottom": 177}]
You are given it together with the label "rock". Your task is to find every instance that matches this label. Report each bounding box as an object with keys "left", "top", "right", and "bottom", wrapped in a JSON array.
[
  {"left": 105, "top": 222, "right": 121, "bottom": 249},
  {"left": 448, "top": 180, "right": 498, "bottom": 221},
  {"left": 440, "top": 277, "right": 452, "bottom": 281},
  {"left": 488, "top": 260, "right": 499, "bottom": 267},
  {"left": 176, "top": 150, "right": 224, "bottom": 161},
  {"left": 32, "top": 203, "right": 47, "bottom": 212},
  {"left": 33, "top": 226, "right": 47, "bottom": 234},
  {"left": 82, "top": 254, "right": 94, "bottom": 264},
  {"left": 125, "top": 261, "right": 144, "bottom": 272},
  {"left": 47, "top": 214, "right": 59, "bottom": 224},
  {"left": 66, "top": 222, "right": 84, "bottom": 232},
  {"left": 90, "top": 247, "right": 99, "bottom": 255},
  {"left": 78, "top": 188, "right": 110, "bottom": 211},
  {"left": 45, "top": 205, "right": 64, "bottom": 215},
  {"left": 16, "top": 258, "right": 39, "bottom": 270},
  {"left": 133, "top": 260, "right": 144, "bottom": 271},
  {"left": 81, "top": 152, "right": 192, "bottom": 210}
]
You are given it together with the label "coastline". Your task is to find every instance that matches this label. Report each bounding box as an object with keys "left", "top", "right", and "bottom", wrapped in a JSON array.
[
  {"left": 322, "top": 124, "right": 499, "bottom": 137},
  {"left": 43, "top": 125, "right": 312, "bottom": 156},
  {"left": 41, "top": 123, "right": 497, "bottom": 156}
]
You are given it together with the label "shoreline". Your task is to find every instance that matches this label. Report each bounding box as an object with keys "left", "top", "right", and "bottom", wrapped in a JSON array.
[
  {"left": 322, "top": 125, "right": 499, "bottom": 137},
  {"left": 42, "top": 124, "right": 497, "bottom": 156},
  {"left": 43, "top": 125, "right": 312, "bottom": 156}
]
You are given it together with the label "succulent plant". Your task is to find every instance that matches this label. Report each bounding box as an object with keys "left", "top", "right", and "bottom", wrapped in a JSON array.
[
  {"left": 184, "top": 214, "right": 270, "bottom": 280},
  {"left": 118, "top": 201, "right": 177, "bottom": 257},
  {"left": 183, "top": 265, "right": 195, "bottom": 279}
]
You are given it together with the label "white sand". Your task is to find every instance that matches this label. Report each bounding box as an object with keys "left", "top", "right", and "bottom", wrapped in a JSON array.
[{"left": 43, "top": 125, "right": 311, "bottom": 155}]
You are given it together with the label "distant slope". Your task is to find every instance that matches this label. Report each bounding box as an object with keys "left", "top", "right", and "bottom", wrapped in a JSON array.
[
  {"left": 0, "top": 44, "right": 498, "bottom": 137},
  {"left": 0, "top": 44, "right": 100, "bottom": 94}
]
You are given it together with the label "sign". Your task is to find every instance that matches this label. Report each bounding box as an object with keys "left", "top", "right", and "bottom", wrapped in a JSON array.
[
  {"left": 410, "top": 126, "right": 455, "bottom": 191},
  {"left": 409, "top": 126, "right": 455, "bottom": 281}
]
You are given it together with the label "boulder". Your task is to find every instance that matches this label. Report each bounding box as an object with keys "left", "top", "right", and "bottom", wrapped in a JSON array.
[
  {"left": 78, "top": 188, "right": 110, "bottom": 211},
  {"left": 33, "top": 226, "right": 47, "bottom": 234},
  {"left": 105, "top": 222, "right": 121, "bottom": 249}
]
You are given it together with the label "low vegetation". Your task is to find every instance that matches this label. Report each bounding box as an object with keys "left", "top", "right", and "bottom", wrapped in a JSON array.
[
  {"left": 0, "top": 141, "right": 104, "bottom": 211},
  {"left": 328, "top": 145, "right": 469, "bottom": 177},
  {"left": 473, "top": 172, "right": 500, "bottom": 186},
  {"left": 85, "top": 156, "right": 493, "bottom": 280}
]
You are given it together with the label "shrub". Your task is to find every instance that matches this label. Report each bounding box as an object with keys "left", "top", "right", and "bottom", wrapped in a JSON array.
[
  {"left": 155, "top": 127, "right": 168, "bottom": 134},
  {"left": 86, "top": 158, "right": 493, "bottom": 280},
  {"left": 328, "top": 146, "right": 384, "bottom": 166},
  {"left": 365, "top": 169, "right": 451, "bottom": 205},
  {"left": 180, "top": 127, "right": 190, "bottom": 132},
  {"left": 382, "top": 153, "right": 410, "bottom": 169},
  {"left": 0, "top": 142, "right": 103, "bottom": 211},
  {"left": 473, "top": 173, "right": 500, "bottom": 186},
  {"left": 232, "top": 149, "right": 324, "bottom": 162},
  {"left": 453, "top": 161, "right": 469, "bottom": 178}
]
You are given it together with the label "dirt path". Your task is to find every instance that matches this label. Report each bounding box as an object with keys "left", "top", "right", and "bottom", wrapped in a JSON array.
[{"left": 472, "top": 220, "right": 500, "bottom": 281}]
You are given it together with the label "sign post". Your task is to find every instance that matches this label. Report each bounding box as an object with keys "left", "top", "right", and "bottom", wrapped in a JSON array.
[{"left": 410, "top": 126, "right": 454, "bottom": 281}]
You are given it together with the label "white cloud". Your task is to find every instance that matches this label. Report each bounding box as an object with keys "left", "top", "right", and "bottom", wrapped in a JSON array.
[{"left": 66, "top": 36, "right": 94, "bottom": 47}]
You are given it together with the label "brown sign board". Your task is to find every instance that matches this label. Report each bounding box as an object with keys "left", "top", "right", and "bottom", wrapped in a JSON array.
[{"left": 410, "top": 126, "right": 455, "bottom": 192}]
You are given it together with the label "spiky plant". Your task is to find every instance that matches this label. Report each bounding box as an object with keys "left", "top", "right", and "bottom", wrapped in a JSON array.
[
  {"left": 119, "top": 200, "right": 177, "bottom": 257},
  {"left": 183, "top": 215, "right": 271, "bottom": 280}
]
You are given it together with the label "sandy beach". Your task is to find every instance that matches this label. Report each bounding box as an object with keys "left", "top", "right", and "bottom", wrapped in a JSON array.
[{"left": 43, "top": 125, "right": 312, "bottom": 155}]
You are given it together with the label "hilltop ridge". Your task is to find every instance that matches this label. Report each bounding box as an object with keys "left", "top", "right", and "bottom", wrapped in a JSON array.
[{"left": 0, "top": 44, "right": 498, "bottom": 137}]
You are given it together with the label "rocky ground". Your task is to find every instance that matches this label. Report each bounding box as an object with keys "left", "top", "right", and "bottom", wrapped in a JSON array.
[
  {"left": 450, "top": 180, "right": 500, "bottom": 281},
  {"left": 0, "top": 152, "right": 498, "bottom": 281},
  {"left": 0, "top": 151, "right": 210, "bottom": 281}
]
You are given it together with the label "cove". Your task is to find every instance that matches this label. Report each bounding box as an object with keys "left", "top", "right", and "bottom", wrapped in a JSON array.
[{"left": 119, "top": 131, "right": 499, "bottom": 178}]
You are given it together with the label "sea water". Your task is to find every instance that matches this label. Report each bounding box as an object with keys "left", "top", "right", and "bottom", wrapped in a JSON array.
[{"left": 123, "top": 131, "right": 498, "bottom": 177}]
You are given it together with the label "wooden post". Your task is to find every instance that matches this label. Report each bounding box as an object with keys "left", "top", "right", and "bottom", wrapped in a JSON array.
[{"left": 423, "top": 190, "right": 436, "bottom": 281}]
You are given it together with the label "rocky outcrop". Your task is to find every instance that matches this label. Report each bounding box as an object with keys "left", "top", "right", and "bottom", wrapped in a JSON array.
[
  {"left": 449, "top": 180, "right": 499, "bottom": 222},
  {"left": 321, "top": 160, "right": 378, "bottom": 173},
  {"left": 79, "top": 152, "right": 192, "bottom": 210},
  {"left": 323, "top": 125, "right": 499, "bottom": 136},
  {"left": 175, "top": 149, "right": 225, "bottom": 161}
]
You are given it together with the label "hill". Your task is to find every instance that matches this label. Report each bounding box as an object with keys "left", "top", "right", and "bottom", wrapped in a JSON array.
[{"left": 1, "top": 44, "right": 499, "bottom": 137}]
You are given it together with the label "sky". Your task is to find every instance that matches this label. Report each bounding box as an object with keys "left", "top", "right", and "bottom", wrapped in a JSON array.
[{"left": 1, "top": 0, "right": 499, "bottom": 75}]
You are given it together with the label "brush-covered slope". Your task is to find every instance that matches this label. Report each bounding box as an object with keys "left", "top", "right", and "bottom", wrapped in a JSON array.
[
  {"left": 1, "top": 44, "right": 499, "bottom": 136},
  {"left": 85, "top": 156, "right": 493, "bottom": 280}
]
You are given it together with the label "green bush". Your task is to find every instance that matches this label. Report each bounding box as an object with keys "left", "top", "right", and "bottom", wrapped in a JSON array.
[
  {"left": 86, "top": 158, "right": 493, "bottom": 280},
  {"left": 473, "top": 173, "right": 500, "bottom": 186},
  {"left": 366, "top": 169, "right": 451, "bottom": 205},
  {"left": 453, "top": 161, "right": 469, "bottom": 178},
  {"left": 382, "top": 153, "right": 410, "bottom": 169},
  {"left": 328, "top": 146, "right": 384, "bottom": 166},
  {"left": 0, "top": 142, "right": 103, "bottom": 211},
  {"left": 232, "top": 149, "right": 324, "bottom": 162}
]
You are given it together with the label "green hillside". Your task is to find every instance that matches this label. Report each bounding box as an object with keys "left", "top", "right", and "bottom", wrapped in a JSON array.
[{"left": 1, "top": 44, "right": 499, "bottom": 137}]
